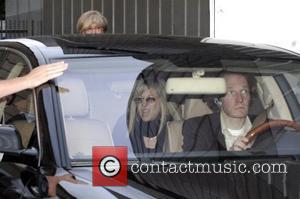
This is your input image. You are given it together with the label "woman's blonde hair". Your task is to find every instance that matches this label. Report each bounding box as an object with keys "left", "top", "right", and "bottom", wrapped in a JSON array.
[
  {"left": 76, "top": 10, "right": 108, "bottom": 33},
  {"left": 127, "top": 79, "right": 169, "bottom": 136}
]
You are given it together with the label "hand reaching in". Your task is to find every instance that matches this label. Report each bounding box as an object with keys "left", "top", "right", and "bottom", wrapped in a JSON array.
[
  {"left": 25, "top": 61, "right": 68, "bottom": 88},
  {"left": 0, "top": 61, "right": 68, "bottom": 98}
]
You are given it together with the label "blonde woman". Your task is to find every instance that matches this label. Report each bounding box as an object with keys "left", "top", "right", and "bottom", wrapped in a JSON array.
[
  {"left": 128, "top": 79, "right": 180, "bottom": 153},
  {"left": 76, "top": 10, "right": 108, "bottom": 34}
]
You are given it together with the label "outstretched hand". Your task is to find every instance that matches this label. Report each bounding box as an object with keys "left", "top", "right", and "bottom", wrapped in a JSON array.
[
  {"left": 0, "top": 61, "right": 68, "bottom": 99},
  {"left": 25, "top": 61, "right": 68, "bottom": 88}
]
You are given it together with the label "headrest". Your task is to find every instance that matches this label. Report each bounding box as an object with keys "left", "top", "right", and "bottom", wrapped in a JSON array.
[
  {"left": 184, "top": 99, "right": 213, "bottom": 119},
  {"left": 58, "top": 78, "right": 89, "bottom": 117}
]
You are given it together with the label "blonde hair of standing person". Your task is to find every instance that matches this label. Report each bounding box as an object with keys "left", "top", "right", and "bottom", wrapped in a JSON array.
[{"left": 76, "top": 10, "right": 108, "bottom": 34}]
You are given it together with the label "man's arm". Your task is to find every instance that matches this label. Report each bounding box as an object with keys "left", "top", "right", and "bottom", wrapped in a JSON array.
[{"left": 182, "top": 116, "right": 216, "bottom": 151}]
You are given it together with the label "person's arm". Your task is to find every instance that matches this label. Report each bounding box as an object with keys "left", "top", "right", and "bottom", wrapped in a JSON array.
[
  {"left": 182, "top": 116, "right": 216, "bottom": 151},
  {"left": 0, "top": 61, "right": 68, "bottom": 98}
]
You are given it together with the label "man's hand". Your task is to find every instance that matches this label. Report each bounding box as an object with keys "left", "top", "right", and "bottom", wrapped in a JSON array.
[{"left": 229, "top": 136, "right": 250, "bottom": 151}]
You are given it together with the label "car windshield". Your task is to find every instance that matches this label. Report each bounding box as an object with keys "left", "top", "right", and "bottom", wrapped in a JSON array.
[{"left": 56, "top": 55, "right": 300, "bottom": 162}]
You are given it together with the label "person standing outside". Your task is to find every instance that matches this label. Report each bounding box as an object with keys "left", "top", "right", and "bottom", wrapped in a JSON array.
[{"left": 76, "top": 10, "right": 108, "bottom": 34}]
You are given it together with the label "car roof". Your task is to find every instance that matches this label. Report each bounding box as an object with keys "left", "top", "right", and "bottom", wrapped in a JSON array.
[{"left": 28, "top": 34, "right": 300, "bottom": 61}]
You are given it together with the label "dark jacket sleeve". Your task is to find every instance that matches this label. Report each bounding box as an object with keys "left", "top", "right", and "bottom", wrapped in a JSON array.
[{"left": 182, "top": 116, "right": 218, "bottom": 152}]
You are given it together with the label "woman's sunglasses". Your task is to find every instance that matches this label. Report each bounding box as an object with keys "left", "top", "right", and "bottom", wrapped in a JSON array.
[{"left": 134, "top": 97, "right": 156, "bottom": 105}]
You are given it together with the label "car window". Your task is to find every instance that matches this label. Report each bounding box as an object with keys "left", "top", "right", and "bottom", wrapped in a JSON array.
[
  {"left": 0, "top": 49, "right": 36, "bottom": 148},
  {"left": 126, "top": 58, "right": 300, "bottom": 157},
  {"left": 57, "top": 55, "right": 300, "bottom": 161},
  {"left": 283, "top": 73, "right": 300, "bottom": 105},
  {"left": 56, "top": 56, "right": 152, "bottom": 159}
]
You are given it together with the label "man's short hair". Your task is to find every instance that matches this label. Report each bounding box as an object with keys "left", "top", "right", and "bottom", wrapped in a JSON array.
[{"left": 205, "top": 71, "right": 257, "bottom": 111}]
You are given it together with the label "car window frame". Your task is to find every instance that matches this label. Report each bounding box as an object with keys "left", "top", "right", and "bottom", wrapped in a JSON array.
[
  {"left": 51, "top": 55, "right": 152, "bottom": 167},
  {"left": 0, "top": 46, "right": 42, "bottom": 166}
]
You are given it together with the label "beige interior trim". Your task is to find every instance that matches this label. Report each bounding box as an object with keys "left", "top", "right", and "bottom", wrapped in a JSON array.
[
  {"left": 11, "top": 120, "right": 35, "bottom": 147},
  {"left": 256, "top": 76, "right": 292, "bottom": 121},
  {"left": 183, "top": 99, "right": 213, "bottom": 119},
  {"left": 166, "top": 77, "right": 226, "bottom": 95},
  {"left": 164, "top": 120, "right": 184, "bottom": 152}
]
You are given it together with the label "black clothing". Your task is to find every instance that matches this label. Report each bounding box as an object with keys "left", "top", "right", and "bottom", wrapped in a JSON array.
[
  {"left": 182, "top": 112, "right": 278, "bottom": 154},
  {"left": 130, "top": 116, "right": 167, "bottom": 153}
]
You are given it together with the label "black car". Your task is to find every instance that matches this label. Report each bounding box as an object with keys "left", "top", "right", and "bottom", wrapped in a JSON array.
[{"left": 0, "top": 34, "right": 300, "bottom": 198}]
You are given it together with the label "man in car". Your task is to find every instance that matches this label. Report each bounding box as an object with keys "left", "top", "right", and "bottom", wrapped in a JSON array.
[{"left": 182, "top": 72, "right": 276, "bottom": 152}]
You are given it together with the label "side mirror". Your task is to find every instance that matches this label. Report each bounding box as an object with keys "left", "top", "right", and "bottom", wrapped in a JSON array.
[
  {"left": 0, "top": 124, "right": 23, "bottom": 151},
  {"left": 0, "top": 125, "right": 37, "bottom": 157}
]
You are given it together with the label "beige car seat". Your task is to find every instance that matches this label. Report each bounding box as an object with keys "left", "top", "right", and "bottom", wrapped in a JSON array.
[
  {"left": 10, "top": 95, "right": 35, "bottom": 147},
  {"left": 164, "top": 98, "right": 212, "bottom": 152},
  {"left": 59, "top": 78, "right": 113, "bottom": 157}
]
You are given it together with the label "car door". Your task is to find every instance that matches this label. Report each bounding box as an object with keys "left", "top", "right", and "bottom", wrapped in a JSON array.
[{"left": 0, "top": 44, "right": 44, "bottom": 198}]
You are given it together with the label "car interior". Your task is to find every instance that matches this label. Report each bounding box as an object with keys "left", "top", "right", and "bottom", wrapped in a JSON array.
[
  {"left": 58, "top": 77, "right": 113, "bottom": 158},
  {"left": 127, "top": 59, "right": 300, "bottom": 156},
  {"left": 0, "top": 56, "right": 37, "bottom": 149},
  {"left": 49, "top": 57, "right": 300, "bottom": 159},
  {"left": 164, "top": 74, "right": 293, "bottom": 153}
]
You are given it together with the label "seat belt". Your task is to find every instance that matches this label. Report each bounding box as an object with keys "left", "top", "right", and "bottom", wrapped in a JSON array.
[
  {"left": 0, "top": 63, "right": 24, "bottom": 122},
  {"left": 251, "top": 100, "right": 274, "bottom": 129}
]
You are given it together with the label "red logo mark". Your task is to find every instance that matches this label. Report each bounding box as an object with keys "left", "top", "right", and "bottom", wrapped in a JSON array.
[{"left": 93, "top": 146, "right": 128, "bottom": 186}]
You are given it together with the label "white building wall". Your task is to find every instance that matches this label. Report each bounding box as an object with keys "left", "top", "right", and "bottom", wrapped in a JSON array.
[{"left": 212, "top": 0, "right": 300, "bottom": 53}]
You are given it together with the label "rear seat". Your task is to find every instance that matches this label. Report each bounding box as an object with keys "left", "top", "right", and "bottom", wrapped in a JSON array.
[{"left": 164, "top": 98, "right": 212, "bottom": 152}]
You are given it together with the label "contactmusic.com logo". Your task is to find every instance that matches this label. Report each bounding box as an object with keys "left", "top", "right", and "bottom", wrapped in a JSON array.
[{"left": 92, "top": 146, "right": 128, "bottom": 186}]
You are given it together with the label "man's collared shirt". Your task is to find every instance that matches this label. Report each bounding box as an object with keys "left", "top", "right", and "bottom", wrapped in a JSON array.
[{"left": 220, "top": 111, "right": 253, "bottom": 150}]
